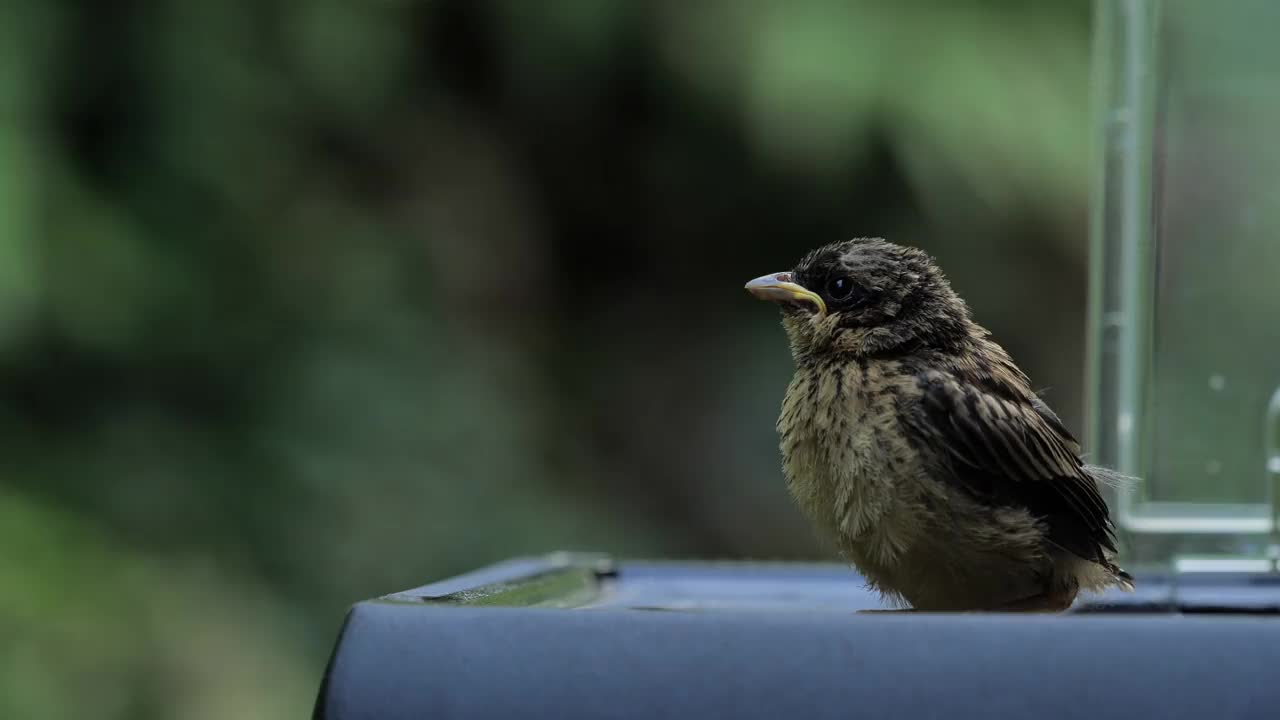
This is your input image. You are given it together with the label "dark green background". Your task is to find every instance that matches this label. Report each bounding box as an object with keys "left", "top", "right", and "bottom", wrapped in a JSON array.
[{"left": 1, "top": 1, "right": 1099, "bottom": 716}]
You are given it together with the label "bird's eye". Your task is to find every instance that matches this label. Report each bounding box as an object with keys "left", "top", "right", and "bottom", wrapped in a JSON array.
[{"left": 826, "top": 276, "right": 854, "bottom": 300}]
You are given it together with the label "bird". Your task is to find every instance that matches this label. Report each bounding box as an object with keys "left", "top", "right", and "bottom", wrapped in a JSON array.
[{"left": 745, "top": 238, "right": 1134, "bottom": 612}]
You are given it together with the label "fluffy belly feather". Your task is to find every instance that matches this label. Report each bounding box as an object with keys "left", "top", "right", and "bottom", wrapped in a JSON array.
[{"left": 777, "top": 362, "right": 1053, "bottom": 610}]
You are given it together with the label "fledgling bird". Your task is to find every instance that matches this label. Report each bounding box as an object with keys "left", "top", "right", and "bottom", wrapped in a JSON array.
[{"left": 746, "top": 238, "right": 1134, "bottom": 612}]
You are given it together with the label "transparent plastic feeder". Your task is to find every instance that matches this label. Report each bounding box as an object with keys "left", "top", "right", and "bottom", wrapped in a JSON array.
[{"left": 1089, "top": 0, "right": 1280, "bottom": 574}]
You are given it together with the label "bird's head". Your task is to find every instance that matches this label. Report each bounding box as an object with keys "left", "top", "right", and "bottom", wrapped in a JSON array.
[{"left": 746, "top": 238, "right": 971, "bottom": 362}]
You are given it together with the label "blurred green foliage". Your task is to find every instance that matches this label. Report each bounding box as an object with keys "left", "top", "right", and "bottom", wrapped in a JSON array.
[{"left": 0, "top": 0, "right": 1094, "bottom": 717}]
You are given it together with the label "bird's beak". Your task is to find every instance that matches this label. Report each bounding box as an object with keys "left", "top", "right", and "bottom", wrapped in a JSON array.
[{"left": 744, "top": 272, "right": 827, "bottom": 315}]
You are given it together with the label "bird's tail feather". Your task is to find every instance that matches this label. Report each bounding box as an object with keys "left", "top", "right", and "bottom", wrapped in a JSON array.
[
  {"left": 1108, "top": 563, "right": 1136, "bottom": 592},
  {"left": 1084, "top": 465, "right": 1138, "bottom": 591}
]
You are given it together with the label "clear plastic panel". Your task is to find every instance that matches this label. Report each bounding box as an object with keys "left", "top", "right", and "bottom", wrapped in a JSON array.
[{"left": 1089, "top": 0, "right": 1280, "bottom": 569}]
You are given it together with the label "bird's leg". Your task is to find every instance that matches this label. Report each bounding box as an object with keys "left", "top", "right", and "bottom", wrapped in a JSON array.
[{"left": 987, "top": 589, "right": 1076, "bottom": 613}]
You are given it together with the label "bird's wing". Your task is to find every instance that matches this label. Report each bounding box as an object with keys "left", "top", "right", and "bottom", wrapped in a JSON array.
[{"left": 904, "top": 368, "right": 1117, "bottom": 562}]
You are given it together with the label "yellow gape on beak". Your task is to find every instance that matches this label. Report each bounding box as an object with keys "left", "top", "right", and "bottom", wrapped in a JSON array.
[{"left": 744, "top": 272, "right": 827, "bottom": 315}]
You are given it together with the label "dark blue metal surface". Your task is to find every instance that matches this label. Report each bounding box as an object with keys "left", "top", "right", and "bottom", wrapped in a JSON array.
[{"left": 313, "top": 557, "right": 1280, "bottom": 720}]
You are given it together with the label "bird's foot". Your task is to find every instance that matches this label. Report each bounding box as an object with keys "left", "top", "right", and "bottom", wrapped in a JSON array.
[{"left": 986, "top": 591, "right": 1075, "bottom": 613}]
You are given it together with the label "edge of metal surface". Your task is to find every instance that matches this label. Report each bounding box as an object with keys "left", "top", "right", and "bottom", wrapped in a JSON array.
[{"left": 381, "top": 551, "right": 616, "bottom": 604}]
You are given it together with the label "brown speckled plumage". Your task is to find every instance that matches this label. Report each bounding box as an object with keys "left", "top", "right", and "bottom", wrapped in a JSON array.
[{"left": 749, "top": 238, "right": 1133, "bottom": 612}]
